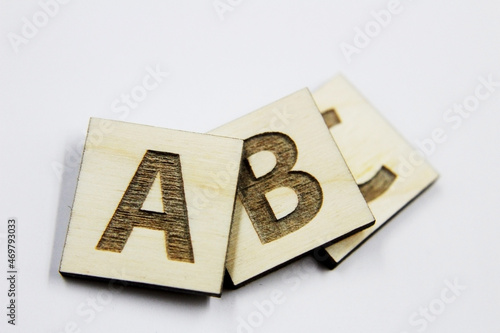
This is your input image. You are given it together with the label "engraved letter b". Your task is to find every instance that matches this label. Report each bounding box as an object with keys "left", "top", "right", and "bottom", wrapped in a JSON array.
[{"left": 238, "top": 132, "right": 323, "bottom": 244}]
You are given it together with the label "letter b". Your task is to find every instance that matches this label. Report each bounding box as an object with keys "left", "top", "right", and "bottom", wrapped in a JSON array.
[
  {"left": 415, "top": 137, "right": 436, "bottom": 156},
  {"left": 238, "top": 132, "right": 323, "bottom": 244},
  {"left": 254, "top": 299, "right": 274, "bottom": 318},
  {"left": 40, "top": 0, "right": 60, "bottom": 17},
  {"left": 371, "top": 9, "right": 392, "bottom": 27},
  {"left": 236, "top": 316, "right": 253, "bottom": 333}
]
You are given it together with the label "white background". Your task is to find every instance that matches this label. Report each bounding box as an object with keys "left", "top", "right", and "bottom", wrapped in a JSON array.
[{"left": 1, "top": 0, "right": 499, "bottom": 332}]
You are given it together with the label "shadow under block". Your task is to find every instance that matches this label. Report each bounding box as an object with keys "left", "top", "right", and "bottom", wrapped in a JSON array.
[
  {"left": 59, "top": 118, "right": 243, "bottom": 297},
  {"left": 210, "top": 89, "right": 375, "bottom": 286},
  {"left": 313, "top": 75, "right": 439, "bottom": 268}
]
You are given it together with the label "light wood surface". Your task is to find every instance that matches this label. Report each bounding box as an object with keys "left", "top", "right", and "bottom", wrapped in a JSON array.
[
  {"left": 210, "top": 89, "right": 374, "bottom": 286},
  {"left": 59, "top": 118, "right": 243, "bottom": 296},
  {"left": 313, "top": 75, "right": 439, "bottom": 268}
]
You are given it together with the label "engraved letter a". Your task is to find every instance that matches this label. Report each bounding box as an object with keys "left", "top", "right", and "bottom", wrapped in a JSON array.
[{"left": 96, "top": 150, "right": 194, "bottom": 263}]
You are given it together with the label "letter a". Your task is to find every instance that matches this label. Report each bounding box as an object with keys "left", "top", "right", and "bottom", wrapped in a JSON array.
[
  {"left": 339, "top": 42, "right": 360, "bottom": 64},
  {"left": 96, "top": 150, "right": 194, "bottom": 263},
  {"left": 239, "top": 132, "right": 323, "bottom": 244},
  {"left": 7, "top": 32, "right": 28, "bottom": 53}
]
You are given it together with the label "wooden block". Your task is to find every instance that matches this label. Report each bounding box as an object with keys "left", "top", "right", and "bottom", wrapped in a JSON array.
[
  {"left": 313, "top": 75, "right": 439, "bottom": 268},
  {"left": 59, "top": 118, "right": 243, "bottom": 297},
  {"left": 210, "top": 89, "right": 374, "bottom": 286}
]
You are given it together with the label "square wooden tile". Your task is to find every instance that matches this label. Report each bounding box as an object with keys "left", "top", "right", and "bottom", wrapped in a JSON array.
[
  {"left": 313, "top": 75, "right": 438, "bottom": 268},
  {"left": 210, "top": 89, "right": 374, "bottom": 286},
  {"left": 59, "top": 118, "right": 243, "bottom": 296}
]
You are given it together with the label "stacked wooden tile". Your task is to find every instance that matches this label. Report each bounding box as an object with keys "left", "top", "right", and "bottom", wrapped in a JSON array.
[{"left": 59, "top": 75, "right": 438, "bottom": 296}]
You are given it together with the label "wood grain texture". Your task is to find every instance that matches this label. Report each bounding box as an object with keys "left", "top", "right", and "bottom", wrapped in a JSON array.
[
  {"left": 313, "top": 75, "right": 439, "bottom": 268},
  {"left": 210, "top": 89, "right": 374, "bottom": 286},
  {"left": 358, "top": 166, "right": 397, "bottom": 203},
  {"left": 96, "top": 150, "right": 194, "bottom": 263},
  {"left": 239, "top": 132, "right": 323, "bottom": 244},
  {"left": 59, "top": 118, "right": 243, "bottom": 296}
]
